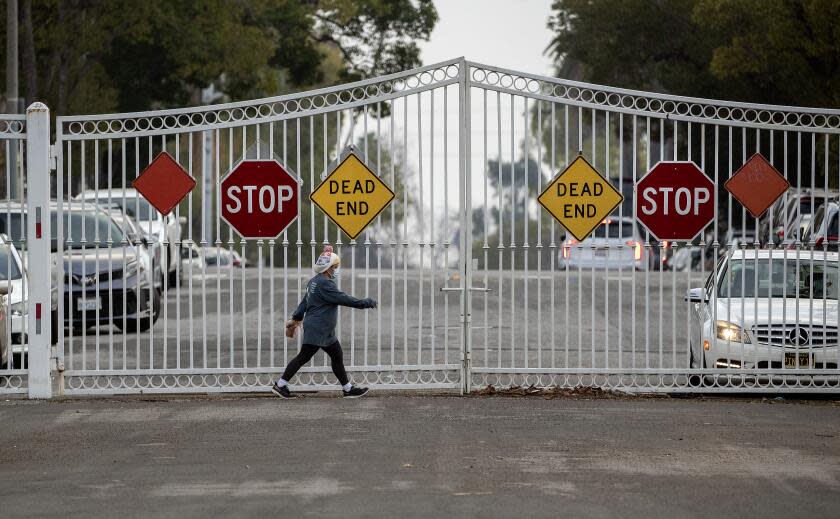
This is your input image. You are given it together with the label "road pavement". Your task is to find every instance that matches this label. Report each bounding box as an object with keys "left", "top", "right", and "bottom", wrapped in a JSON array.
[
  {"left": 58, "top": 268, "right": 706, "bottom": 374},
  {"left": 1, "top": 394, "right": 838, "bottom": 518}
]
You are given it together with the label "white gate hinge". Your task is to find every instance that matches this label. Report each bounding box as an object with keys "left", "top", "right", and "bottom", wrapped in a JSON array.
[{"left": 49, "top": 145, "right": 57, "bottom": 171}]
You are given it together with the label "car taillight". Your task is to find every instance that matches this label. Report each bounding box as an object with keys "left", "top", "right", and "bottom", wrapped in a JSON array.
[
  {"left": 562, "top": 239, "right": 578, "bottom": 259},
  {"left": 626, "top": 240, "right": 642, "bottom": 261},
  {"left": 816, "top": 235, "right": 838, "bottom": 247}
]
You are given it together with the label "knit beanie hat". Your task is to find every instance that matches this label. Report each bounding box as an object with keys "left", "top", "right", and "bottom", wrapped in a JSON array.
[{"left": 314, "top": 245, "right": 340, "bottom": 274}]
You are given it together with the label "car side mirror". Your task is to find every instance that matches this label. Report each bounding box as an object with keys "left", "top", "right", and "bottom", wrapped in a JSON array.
[
  {"left": 0, "top": 281, "right": 12, "bottom": 296},
  {"left": 685, "top": 287, "right": 707, "bottom": 303}
]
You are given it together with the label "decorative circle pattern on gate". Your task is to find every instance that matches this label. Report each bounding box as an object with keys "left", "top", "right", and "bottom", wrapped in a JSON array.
[
  {"left": 59, "top": 61, "right": 461, "bottom": 139},
  {"left": 468, "top": 62, "right": 840, "bottom": 132}
]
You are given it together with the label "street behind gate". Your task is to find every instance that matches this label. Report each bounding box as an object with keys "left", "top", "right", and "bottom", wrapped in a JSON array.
[{"left": 2, "top": 58, "right": 840, "bottom": 397}]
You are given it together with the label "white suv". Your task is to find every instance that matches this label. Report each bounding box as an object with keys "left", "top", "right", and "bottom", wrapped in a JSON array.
[{"left": 75, "top": 189, "right": 185, "bottom": 286}]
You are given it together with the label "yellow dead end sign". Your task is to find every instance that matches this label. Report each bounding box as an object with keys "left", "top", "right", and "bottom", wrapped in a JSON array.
[
  {"left": 310, "top": 146, "right": 395, "bottom": 239},
  {"left": 538, "top": 155, "right": 623, "bottom": 241}
]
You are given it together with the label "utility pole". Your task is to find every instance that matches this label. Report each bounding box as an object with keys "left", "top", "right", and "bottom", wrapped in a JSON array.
[
  {"left": 201, "top": 85, "right": 217, "bottom": 244},
  {"left": 6, "top": 0, "right": 21, "bottom": 199}
]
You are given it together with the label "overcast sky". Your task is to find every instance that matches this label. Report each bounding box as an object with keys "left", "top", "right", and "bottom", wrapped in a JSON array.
[
  {"left": 420, "top": 0, "right": 555, "bottom": 74},
  {"left": 401, "top": 0, "right": 556, "bottom": 245}
]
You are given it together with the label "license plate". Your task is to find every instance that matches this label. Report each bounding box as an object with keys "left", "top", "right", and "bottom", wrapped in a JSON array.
[
  {"left": 77, "top": 298, "right": 101, "bottom": 311},
  {"left": 784, "top": 352, "right": 811, "bottom": 368}
]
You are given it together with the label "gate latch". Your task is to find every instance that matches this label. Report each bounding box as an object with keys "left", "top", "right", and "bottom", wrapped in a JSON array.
[{"left": 49, "top": 145, "right": 57, "bottom": 171}]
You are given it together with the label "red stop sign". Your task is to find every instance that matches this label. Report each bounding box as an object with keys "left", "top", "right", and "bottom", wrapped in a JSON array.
[
  {"left": 220, "top": 160, "right": 299, "bottom": 239},
  {"left": 636, "top": 161, "right": 715, "bottom": 241}
]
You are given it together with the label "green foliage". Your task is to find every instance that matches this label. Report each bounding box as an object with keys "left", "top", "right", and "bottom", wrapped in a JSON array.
[
  {"left": 545, "top": 0, "right": 840, "bottom": 227},
  {"left": 695, "top": 0, "right": 840, "bottom": 108},
  {"left": 547, "top": 0, "right": 840, "bottom": 107},
  {"left": 314, "top": 0, "right": 439, "bottom": 80},
  {"left": 5, "top": 0, "right": 438, "bottom": 115}
]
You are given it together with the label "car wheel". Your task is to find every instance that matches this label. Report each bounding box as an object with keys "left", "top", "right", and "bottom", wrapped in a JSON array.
[
  {"left": 167, "top": 269, "right": 178, "bottom": 287},
  {"left": 689, "top": 346, "right": 708, "bottom": 387},
  {"left": 118, "top": 290, "right": 160, "bottom": 334}
]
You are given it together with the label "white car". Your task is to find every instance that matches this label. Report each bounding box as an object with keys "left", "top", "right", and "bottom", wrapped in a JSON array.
[
  {"left": 202, "top": 247, "right": 244, "bottom": 268},
  {"left": 560, "top": 217, "right": 653, "bottom": 270},
  {"left": 687, "top": 249, "right": 838, "bottom": 372},
  {"left": 105, "top": 206, "right": 165, "bottom": 291},
  {"left": 75, "top": 189, "right": 185, "bottom": 286},
  {"left": 0, "top": 235, "right": 27, "bottom": 346},
  {"left": 179, "top": 241, "right": 204, "bottom": 282},
  {"left": 0, "top": 281, "right": 9, "bottom": 368}
]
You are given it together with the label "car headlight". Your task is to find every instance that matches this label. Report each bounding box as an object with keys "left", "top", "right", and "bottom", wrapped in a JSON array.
[
  {"left": 124, "top": 260, "right": 140, "bottom": 279},
  {"left": 10, "top": 300, "right": 26, "bottom": 316},
  {"left": 716, "top": 320, "right": 750, "bottom": 343}
]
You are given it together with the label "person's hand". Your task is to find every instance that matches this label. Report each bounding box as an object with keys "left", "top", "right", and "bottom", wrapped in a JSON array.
[
  {"left": 284, "top": 319, "right": 300, "bottom": 338},
  {"left": 361, "top": 298, "right": 377, "bottom": 309}
]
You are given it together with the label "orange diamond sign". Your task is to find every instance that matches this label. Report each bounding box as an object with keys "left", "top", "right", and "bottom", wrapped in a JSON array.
[
  {"left": 133, "top": 152, "right": 196, "bottom": 215},
  {"left": 725, "top": 153, "right": 789, "bottom": 219}
]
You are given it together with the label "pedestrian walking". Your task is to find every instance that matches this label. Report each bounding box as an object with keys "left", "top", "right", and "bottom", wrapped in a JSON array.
[{"left": 272, "top": 245, "right": 377, "bottom": 399}]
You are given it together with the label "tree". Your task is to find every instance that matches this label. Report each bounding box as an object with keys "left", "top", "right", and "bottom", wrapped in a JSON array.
[
  {"left": 546, "top": 0, "right": 840, "bottom": 108},
  {"left": 1, "top": 0, "right": 439, "bottom": 115},
  {"left": 313, "top": 0, "right": 438, "bottom": 81},
  {"left": 471, "top": 156, "right": 552, "bottom": 270},
  {"left": 545, "top": 0, "right": 840, "bottom": 228}
]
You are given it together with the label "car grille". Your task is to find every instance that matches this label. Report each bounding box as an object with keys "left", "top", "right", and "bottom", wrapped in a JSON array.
[
  {"left": 751, "top": 324, "right": 839, "bottom": 347},
  {"left": 65, "top": 269, "right": 124, "bottom": 286}
]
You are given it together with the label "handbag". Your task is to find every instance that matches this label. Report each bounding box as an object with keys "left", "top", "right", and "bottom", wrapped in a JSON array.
[{"left": 284, "top": 320, "right": 300, "bottom": 339}]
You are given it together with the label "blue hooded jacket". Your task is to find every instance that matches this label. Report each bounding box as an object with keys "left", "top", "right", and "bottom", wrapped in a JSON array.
[{"left": 291, "top": 274, "right": 370, "bottom": 346}]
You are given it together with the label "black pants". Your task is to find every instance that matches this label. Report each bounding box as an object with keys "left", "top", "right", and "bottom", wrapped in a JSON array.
[{"left": 281, "top": 341, "right": 349, "bottom": 386}]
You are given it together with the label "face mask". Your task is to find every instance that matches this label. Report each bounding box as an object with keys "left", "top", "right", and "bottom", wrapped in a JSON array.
[{"left": 329, "top": 269, "right": 339, "bottom": 280}]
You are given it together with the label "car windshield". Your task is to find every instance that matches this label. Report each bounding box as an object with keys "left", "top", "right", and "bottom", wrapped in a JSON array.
[
  {"left": 108, "top": 197, "right": 157, "bottom": 222},
  {"left": 205, "top": 251, "right": 232, "bottom": 266},
  {"left": 719, "top": 258, "right": 839, "bottom": 299},
  {"left": 592, "top": 221, "right": 635, "bottom": 239},
  {"left": 0, "top": 212, "right": 27, "bottom": 250},
  {"left": 0, "top": 246, "right": 22, "bottom": 280},
  {"left": 58, "top": 211, "right": 126, "bottom": 249}
]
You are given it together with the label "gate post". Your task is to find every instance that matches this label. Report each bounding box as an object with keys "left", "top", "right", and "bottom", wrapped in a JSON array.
[
  {"left": 26, "top": 102, "right": 52, "bottom": 399},
  {"left": 458, "top": 58, "right": 472, "bottom": 394}
]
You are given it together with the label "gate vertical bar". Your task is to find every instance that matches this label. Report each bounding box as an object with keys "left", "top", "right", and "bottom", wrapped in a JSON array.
[
  {"left": 26, "top": 102, "right": 52, "bottom": 399},
  {"left": 458, "top": 58, "right": 472, "bottom": 393}
]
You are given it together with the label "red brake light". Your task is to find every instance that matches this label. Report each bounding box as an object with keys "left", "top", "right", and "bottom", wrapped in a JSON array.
[
  {"left": 626, "top": 240, "right": 642, "bottom": 261},
  {"left": 562, "top": 239, "right": 578, "bottom": 259}
]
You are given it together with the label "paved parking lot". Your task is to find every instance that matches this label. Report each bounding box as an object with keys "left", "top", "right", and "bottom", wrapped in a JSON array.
[
  {"left": 1, "top": 394, "right": 838, "bottom": 518},
  {"left": 61, "top": 268, "right": 704, "bottom": 372}
]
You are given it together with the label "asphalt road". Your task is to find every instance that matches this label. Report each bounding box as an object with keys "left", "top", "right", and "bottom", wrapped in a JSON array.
[
  {"left": 58, "top": 267, "right": 706, "bottom": 374},
  {"left": 1, "top": 395, "right": 838, "bottom": 518}
]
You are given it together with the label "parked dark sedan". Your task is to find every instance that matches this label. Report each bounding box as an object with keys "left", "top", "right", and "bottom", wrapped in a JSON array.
[{"left": 0, "top": 201, "right": 160, "bottom": 333}]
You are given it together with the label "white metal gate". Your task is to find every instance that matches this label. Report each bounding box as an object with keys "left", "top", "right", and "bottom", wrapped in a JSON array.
[
  {"left": 51, "top": 59, "right": 466, "bottom": 395},
  {"left": 0, "top": 113, "right": 28, "bottom": 395},
  {"left": 6, "top": 58, "right": 840, "bottom": 396}
]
